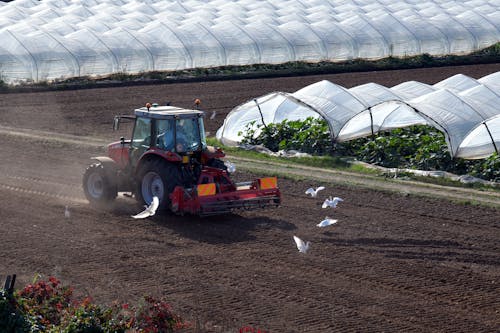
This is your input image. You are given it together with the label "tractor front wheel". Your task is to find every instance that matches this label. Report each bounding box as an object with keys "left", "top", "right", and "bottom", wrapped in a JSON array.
[
  {"left": 136, "top": 159, "right": 182, "bottom": 211},
  {"left": 83, "top": 163, "right": 117, "bottom": 207}
]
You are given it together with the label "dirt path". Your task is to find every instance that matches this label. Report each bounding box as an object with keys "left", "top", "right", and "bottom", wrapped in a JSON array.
[
  {"left": 1, "top": 64, "right": 499, "bottom": 332},
  {"left": 2, "top": 123, "right": 498, "bottom": 207}
]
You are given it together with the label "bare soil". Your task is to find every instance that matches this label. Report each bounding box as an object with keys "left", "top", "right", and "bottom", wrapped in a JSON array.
[{"left": 1, "top": 64, "right": 499, "bottom": 332}]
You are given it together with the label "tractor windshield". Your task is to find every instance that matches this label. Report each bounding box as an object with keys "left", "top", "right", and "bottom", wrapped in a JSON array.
[
  {"left": 155, "top": 119, "right": 175, "bottom": 151},
  {"left": 175, "top": 117, "right": 204, "bottom": 153}
]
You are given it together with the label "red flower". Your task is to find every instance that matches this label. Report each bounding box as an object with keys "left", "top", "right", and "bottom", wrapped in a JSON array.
[
  {"left": 55, "top": 302, "right": 63, "bottom": 312},
  {"left": 48, "top": 276, "right": 60, "bottom": 287}
]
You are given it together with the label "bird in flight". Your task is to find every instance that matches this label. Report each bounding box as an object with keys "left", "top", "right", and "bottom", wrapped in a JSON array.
[
  {"left": 132, "top": 196, "right": 159, "bottom": 219},
  {"left": 210, "top": 110, "right": 217, "bottom": 120},
  {"left": 224, "top": 160, "right": 236, "bottom": 173},
  {"left": 317, "top": 217, "right": 338, "bottom": 227},
  {"left": 293, "top": 235, "right": 310, "bottom": 254},
  {"left": 305, "top": 186, "right": 325, "bottom": 198},
  {"left": 322, "top": 196, "right": 343, "bottom": 208}
]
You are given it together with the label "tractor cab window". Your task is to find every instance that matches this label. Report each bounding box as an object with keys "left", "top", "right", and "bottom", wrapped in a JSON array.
[
  {"left": 132, "top": 117, "right": 152, "bottom": 149},
  {"left": 155, "top": 119, "right": 175, "bottom": 151},
  {"left": 130, "top": 117, "right": 151, "bottom": 165},
  {"left": 198, "top": 117, "right": 207, "bottom": 150},
  {"left": 175, "top": 118, "right": 202, "bottom": 153}
]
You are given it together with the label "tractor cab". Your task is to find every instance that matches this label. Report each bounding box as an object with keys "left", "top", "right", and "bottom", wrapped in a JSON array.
[{"left": 111, "top": 103, "right": 211, "bottom": 170}]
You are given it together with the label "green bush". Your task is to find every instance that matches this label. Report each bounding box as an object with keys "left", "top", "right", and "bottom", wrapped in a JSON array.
[
  {"left": 468, "top": 153, "right": 500, "bottom": 182},
  {"left": 239, "top": 117, "right": 334, "bottom": 155},
  {"left": 0, "top": 289, "right": 30, "bottom": 333}
]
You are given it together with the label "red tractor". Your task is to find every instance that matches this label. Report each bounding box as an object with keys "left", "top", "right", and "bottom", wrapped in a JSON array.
[{"left": 83, "top": 103, "right": 281, "bottom": 216}]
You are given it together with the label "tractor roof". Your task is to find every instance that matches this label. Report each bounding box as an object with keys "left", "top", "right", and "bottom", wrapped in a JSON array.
[{"left": 134, "top": 105, "right": 204, "bottom": 119}]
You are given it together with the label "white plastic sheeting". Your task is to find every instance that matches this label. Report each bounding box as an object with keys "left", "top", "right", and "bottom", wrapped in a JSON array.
[
  {"left": 1, "top": 0, "right": 500, "bottom": 84},
  {"left": 216, "top": 72, "right": 500, "bottom": 159},
  {"left": 457, "top": 115, "right": 500, "bottom": 159}
]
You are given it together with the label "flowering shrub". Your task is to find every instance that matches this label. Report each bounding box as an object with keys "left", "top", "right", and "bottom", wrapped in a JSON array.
[
  {"left": 1, "top": 277, "right": 188, "bottom": 333},
  {"left": 133, "top": 296, "right": 189, "bottom": 332}
]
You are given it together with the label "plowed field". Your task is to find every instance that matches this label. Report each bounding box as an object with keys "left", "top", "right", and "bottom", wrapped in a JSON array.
[{"left": 1, "top": 64, "right": 499, "bottom": 332}]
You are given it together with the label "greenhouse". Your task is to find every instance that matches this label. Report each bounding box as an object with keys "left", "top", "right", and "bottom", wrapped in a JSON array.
[
  {"left": 216, "top": 72, "right": 500, "bottom": 159},
  {"left": 0, "top": 0, "right": 500, "bottom": 84}
]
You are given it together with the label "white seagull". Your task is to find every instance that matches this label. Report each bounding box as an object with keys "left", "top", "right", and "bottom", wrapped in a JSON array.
[
  {"left": 305, "top": 186, "right": 325, "bottom": 198},
  {"left": 293, "top": 235, "right": 310, "bottom": 254},
  {"left": 322, "top": 196, "right": 344, "bottom": 208},
  {"left": 210, "top": 110, "right": 217, "bottom": 120},
  {"left": 317, "top": 217, "right": 338, "bottom": 227},
  {"left": 224, "top": 160, "right": 236, "bottom": 173},
  {"left": 64, "top": 205, "right": 71, "bottom": 218},
  {"left": 132, "top": 196, "right": 159, "bottom": 219}
]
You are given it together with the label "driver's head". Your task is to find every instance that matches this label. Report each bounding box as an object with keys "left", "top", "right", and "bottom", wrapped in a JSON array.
[{"left": 176, "top": 142, "right": 186, "bottom": 152}]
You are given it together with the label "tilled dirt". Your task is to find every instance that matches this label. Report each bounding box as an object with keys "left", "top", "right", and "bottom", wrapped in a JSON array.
[{"left": 1, "top": 64, "right": 499, "bottom": 332}]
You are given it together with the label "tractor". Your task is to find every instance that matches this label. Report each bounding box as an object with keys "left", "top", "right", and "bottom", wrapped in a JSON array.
[{"left": 82, "top": 103, "right": 281, "bottom": 216}]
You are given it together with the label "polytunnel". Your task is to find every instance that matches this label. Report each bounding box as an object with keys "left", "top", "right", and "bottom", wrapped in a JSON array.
[
  {"left": 456, "top": 115, "right": 500, "bottom": 159},
  {"left": 1, "top": 0, "right": 500, "bottom": 84},
  {"left": 216, "top": 71, "right": 500, "bottom": 159}
]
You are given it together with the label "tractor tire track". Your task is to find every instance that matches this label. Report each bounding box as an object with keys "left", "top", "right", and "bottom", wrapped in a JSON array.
[{"left": 0, "top": 173, "right": 86, "bottom": 204}]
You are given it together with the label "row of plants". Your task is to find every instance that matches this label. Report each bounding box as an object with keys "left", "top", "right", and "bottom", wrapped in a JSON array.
[
  {"left": 239, "top": 118, "right": 500, "bottom": 183},
  {"left": 0, "top": 276, "right": 188, "bottom": 333}
]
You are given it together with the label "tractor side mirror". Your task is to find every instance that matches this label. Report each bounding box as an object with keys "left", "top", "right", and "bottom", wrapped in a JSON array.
[{"left": 113, "top": 116, "right": 120, "bottom": 131}]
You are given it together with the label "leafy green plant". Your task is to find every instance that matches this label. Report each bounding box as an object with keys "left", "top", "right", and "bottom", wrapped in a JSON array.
[
  {"left": 238, "top": 118, "right": 500, "bottom": 183},
  {"left": 0, "top": 289, "right": 30, "bottom": 332},
  {"left": 468, "top": 153, "right": 500, "bottom": 182},
  {"left": 239, "top": 117, "right": 334, "bottom": 155}
]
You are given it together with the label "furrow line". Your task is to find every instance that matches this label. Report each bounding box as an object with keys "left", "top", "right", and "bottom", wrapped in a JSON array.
[{"left": 0, "top": 183, "right": 86, "bottom": 204}]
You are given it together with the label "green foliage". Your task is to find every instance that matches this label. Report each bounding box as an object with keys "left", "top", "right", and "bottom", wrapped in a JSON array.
[
  {"left": 1, "top": 277, "right": 188, "bottom": 333},
  {"left": 239, "top": 117, "right": 334, "bottom": 155},
  {"left": 0, "top": 289, "right": 30, "bottom": 332},
  {"left": 337, "top": 126, "right": 453, "bottom": 169},
  {"left": 337, "top": 126, "right": 485, "bottom": 176},
  {"left": 468, "top": 153, "right": 500, "bottom": 182},
  {"left": 239, "top": 118, "right": 500, "bottom": 183}
]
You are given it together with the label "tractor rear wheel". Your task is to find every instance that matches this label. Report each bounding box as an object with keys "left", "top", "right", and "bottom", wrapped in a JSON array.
[
  {"left": 83, "top": 163, "right": 117, "bottom": 207},
  {"left": 136, "top": 159, "right": 182, "bottom": 211}
]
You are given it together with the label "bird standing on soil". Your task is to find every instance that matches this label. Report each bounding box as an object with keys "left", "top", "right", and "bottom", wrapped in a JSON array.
[
  {"left": 64, "top": 205, "right": 71, "bottom": 218},
  {"left": 132, "top": 196, "right": 159, "bottom": 219},
  {"left": 322, "top": 196, "right": 343, "bottom": 208},
  {"left": 293, "top": 235, "right": 310, "bottom": 254},
  {"left": 317, "top": 217, "right": 338, "bottom": 227},
  {"left": 305, "top": 186, "right": 325, "bottom": 198}
]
